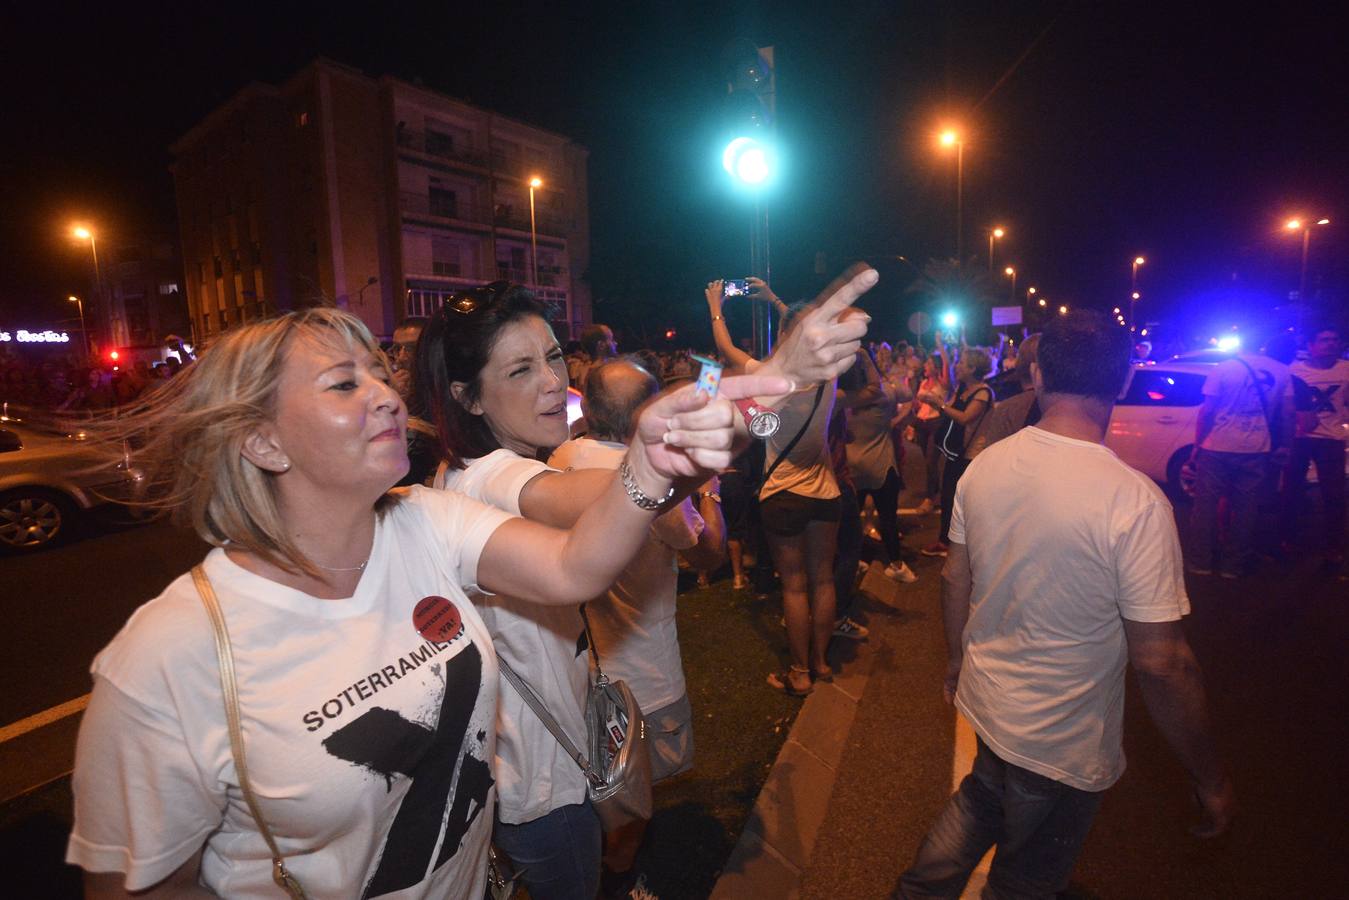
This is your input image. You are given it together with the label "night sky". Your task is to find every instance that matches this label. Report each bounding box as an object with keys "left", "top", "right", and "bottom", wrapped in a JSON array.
[{"left": 4, "top": 2, "right": 1345, "bottom": 349}]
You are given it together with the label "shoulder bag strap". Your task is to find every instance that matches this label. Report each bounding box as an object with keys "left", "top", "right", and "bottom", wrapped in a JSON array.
[
  {"left": 191, "top": 566, "right": 309, "bottom": 900},
  {"left": 495, "top": 652, "right": 602, "bottom": 786},
  {"left": 1233, "top": 357, "right": 1276, "bottom": 445},
  {"left": 761, "top": 382, "right": 827, "bottom": 488}
]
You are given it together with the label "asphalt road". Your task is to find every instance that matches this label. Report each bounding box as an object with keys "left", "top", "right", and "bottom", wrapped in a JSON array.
[{"left": 0, "top": 509, "right": 209, "bottom": 727}]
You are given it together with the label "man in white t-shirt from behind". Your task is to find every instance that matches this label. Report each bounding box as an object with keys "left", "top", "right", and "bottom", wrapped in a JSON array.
[
  {"left": 1188, "top": 335, "right": 1294, "bottom": 578},
  {"left": 548, "top": 356, "right": 726, "bottom": 898},
  {"left": 898, "top": 310, "right": 1235, "bottom": 899}
]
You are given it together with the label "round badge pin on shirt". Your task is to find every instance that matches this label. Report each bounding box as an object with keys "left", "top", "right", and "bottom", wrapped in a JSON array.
[{"left": 413, "top": 595, "right": 463, "bottom": 644}]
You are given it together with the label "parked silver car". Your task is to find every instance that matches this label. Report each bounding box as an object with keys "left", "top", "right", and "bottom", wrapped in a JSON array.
[{"left": 0, "top": 410, "right": 140, "bottom": 552}]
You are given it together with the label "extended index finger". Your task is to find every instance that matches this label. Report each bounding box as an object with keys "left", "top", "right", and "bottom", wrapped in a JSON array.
[{"left": 812, "top": 262, "right": 880, "bottom": 321}]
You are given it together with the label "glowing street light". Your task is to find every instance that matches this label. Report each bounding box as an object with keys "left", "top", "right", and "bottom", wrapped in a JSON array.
[
  {"left": 1038, "top": 297, "right": 1047, "bottom": 307},
  {"left": 527, "top": 176, "right": 543, "bottom": 287},
  {"left": 1058, "top": 305, "right": 1068, "bottom": 315},
  {"left": 1285, "top": 216, "right": 1330, "bottom": 302},
  {"left": 938, "top": 128, "right": 964, "bottom": 260},
  {"left": 988, "top": 226, "right": 1005, "bottom": 276},
  {"left": 723, "top": 137, "right": 771, "bottom": 185},
  {"left": 1004, "top": 265, "right": 1016, "bottom": 302}
]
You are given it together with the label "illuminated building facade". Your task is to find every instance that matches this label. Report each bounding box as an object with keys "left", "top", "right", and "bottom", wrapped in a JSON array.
[{"left": 170, "top": 58, "right": 592, "bottom": 344}]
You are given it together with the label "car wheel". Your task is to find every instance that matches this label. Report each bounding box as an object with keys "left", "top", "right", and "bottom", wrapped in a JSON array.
[
  {"left": 0, "top": 489, "right": 79, "bottom": 553},
  {"left": 1165, "top": 447, "right": 1196, "bottom": 500}
]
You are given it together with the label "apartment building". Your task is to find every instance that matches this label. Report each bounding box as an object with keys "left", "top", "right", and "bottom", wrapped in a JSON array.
[{"left": 170, "top": 58, "right": 591, "bottom": 344}]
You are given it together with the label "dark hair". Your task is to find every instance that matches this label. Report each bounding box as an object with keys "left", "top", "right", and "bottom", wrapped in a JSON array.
[
  {"left": 414, "top": 283, "right": 553, "bottom": 468},
  {"left": 584, "top": 356, "right": 660, "bottom": 442},
  {"left": 396, "top": 315, "right": 430, "bottom": 332},
  {"left": 579, "top": 323, "right": 613, "bottom": 358},
  {"left": 1015, "top": 333, "right": 1042, "bottom": 387},
  {"left": 1037, "top": 310, "right": 1131, "bottom": 402}
]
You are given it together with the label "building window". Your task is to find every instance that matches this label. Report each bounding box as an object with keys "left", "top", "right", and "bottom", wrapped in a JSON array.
[
  {"left": 213, "top": 256, "right": 223, "bottom": 278},
  {"left": 297, "top": 111, "right": 309, "bottom": 128},
  {"left": 429, "top": 187, "right": 458, "bottom": 219},
  {"left": 432, "top": 239, "right": 461, "bottom": 277},
  {"left": 158, "top": 282, "right": 179, "bottom": 295},
  {"left": 251, "top": 241, "right": 262, "bottom": 265},
  {"left": 425, "top": 130, "right": 454, "bottom": 157}
]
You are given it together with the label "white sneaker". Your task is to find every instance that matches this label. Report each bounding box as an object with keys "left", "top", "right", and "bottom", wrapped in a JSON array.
[{"left": 884, "top": 562, "right": 918, "bottom": 583}]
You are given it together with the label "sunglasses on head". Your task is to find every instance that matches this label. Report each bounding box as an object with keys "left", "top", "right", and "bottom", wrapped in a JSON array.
[{"left": 441, "top": 281, "right": 513, "bottom": 317}]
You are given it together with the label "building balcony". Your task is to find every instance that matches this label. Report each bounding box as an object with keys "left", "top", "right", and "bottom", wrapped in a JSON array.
[
  {"left": 493, "top": 205, "right": 567, "bottom": 235},
  {"left": 398, "top": 192, "right": 568, "bottom": 237},
  {"left": 395, "top": 128, "right": 490, "bottom": 169},
  {"left": 399, "top": 192, "right": 492, "bottom": 228}
]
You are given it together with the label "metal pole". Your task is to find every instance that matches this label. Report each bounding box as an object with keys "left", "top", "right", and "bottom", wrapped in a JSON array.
[
  {"left": 955, "top": 142, "right": 964, "bottom": 262},
  {"left": 89, "top": 236, "right": 104, "bottom": 351},
  {"left": 75, "top": 297, "right": 90, "bottom": 362},
  {"left": 529, "top": 184, "right": 539, "bottom": 287},
  {"left": 988, "top": 231, "right": 994, "bottom": 277},
  {"left": 1298, "top": 227, "right": 1310, "bottom": 302},
  {"left": 1130, "top": 262, "right": 1138, "bottom": 330}
]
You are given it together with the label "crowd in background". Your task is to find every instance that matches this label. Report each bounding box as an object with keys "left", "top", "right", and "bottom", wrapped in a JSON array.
[{"left": 0, "top": 350, "right": 183, "bottom": 413}]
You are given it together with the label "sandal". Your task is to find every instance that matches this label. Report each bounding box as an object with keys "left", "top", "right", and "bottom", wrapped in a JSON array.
[
  {"left": 767, "top": 666, "right": 814, "bottom": 697},
  {"left": 811, "top": 666, "right": 834, "bottom": 683}
]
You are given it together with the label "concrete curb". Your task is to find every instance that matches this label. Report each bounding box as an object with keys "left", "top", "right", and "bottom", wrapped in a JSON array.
[{"left": 710, "top": 568, "right": 898, "bottom": 899}]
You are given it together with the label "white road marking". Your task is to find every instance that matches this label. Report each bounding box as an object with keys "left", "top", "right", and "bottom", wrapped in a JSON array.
[
  {"left": 954, "top": 711, "right": 994, "bottom": 898},
  {"left": 0, "top": 694, "right": 89, "bottom": 744}
]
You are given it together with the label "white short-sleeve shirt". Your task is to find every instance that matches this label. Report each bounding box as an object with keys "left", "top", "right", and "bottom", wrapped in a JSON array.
[
  {"left": 950, "top": 426, "right": 1190, "bottom": 791},
  {"left": 435, "top": 450, "right": 591, "bottom": 824},
  {"left": 547, "top": 437, "right": 703, "bottom": 712},
  {"left": 66, "top": 486, "right": 512, "bottom": 898}
]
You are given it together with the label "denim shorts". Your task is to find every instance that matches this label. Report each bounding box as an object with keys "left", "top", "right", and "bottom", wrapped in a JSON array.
[{"left": 759, "top": 490, "right": 842, "bottom": 537}]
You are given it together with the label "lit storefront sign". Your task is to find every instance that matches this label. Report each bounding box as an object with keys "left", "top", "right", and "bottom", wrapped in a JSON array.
[{"left": 0, "top": 329, "right": 72, "bottom": 343}]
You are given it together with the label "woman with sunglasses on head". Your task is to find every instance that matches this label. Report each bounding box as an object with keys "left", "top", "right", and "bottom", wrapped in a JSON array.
[
  {"left": 65, "top": 307, "right": 760, "bottom": 900},
  {"left": 416, "top": 271, "right": 876, "bottom": 899}
]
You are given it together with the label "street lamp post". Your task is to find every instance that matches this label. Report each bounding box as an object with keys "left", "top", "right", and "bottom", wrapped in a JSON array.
[
  {"left": 72, "top": 226, "right": 104, "bottom": 349},
  {"left": 988, "top": 227, "right": 1005, "bottom": 277},
  {"left": 1285, "top": 218, "right": 1330, "bottom": 303},
  {"left": 528, "top": 177, "right": 543, "bottom": 288},
  {"left": 940, "top": 130, "right": 964, "bottom": 261},
  {"left": 1004, "top": 266, "right": 1016, "bottom": 303},
  {"left": 1130, "top": 256, "right": 1145, "bottom": 329},
  {"left": 68, "top": 295, "right": 90, "bottom": 362}
]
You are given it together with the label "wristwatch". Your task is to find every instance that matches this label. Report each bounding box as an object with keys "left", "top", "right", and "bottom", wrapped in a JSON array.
[{"left": 734, "top": 398, "right": 781, "bottom": 439}]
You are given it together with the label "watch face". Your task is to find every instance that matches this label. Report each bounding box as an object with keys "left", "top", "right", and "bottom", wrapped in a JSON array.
[{"left": 749, "top": 409, "right": 781, "bottom": 438}]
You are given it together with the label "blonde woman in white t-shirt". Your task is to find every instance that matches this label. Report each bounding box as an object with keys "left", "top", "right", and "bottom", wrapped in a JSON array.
[{"left": 65, "top": 307, "right": 763, "bottom": 900}]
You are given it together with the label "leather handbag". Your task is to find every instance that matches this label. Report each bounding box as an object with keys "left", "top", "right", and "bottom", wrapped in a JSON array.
[{"left": 497, "top": 611, "right": 653, "bottom": 832}]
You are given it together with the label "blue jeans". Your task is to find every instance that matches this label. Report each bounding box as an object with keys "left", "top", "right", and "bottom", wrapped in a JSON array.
[
  {"left": 898, "top": 738, "right": 1103, "bottom": 899},
  {"left": 1190, "top": 448, "right": 1270, "bottom": 575},
  {"left": 494, "top": 800, "right": 601, "bottom": 900}
]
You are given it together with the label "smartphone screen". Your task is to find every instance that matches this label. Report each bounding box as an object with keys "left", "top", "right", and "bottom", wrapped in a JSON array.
[{"left": 722, "top": 279, "right": 749, "bottom": 297}]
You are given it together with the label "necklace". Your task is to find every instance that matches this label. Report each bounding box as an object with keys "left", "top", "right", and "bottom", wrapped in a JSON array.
[{"left": 314, "top": 559, "right": 368, "bottom": 573}]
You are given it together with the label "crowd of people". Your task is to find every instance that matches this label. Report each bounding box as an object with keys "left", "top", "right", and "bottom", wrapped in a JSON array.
[
  {"left": 0, "top": 351, "right": 185, "bottom": 414},
  {"left": 46, "top": 265, "right": 1347, "bottom": 899}
]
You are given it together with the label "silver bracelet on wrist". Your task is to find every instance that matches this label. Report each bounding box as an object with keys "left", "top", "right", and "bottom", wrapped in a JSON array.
[{"left": 619, "top": 459, "right": 675, "bottom": 511}]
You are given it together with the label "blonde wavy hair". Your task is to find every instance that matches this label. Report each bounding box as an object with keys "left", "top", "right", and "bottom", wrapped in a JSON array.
[{"left": 86, "top": 307, "right": 399, "bottom": 576}]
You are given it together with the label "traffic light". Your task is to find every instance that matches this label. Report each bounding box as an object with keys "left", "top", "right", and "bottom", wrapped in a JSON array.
[{"left": 721, "top": 42, "right": 776, "bottom": 187}]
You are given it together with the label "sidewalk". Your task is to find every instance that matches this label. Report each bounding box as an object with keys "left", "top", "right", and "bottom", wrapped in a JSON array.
[{"left": 711, "top": 541, "right": 954, "bottom": 899}]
